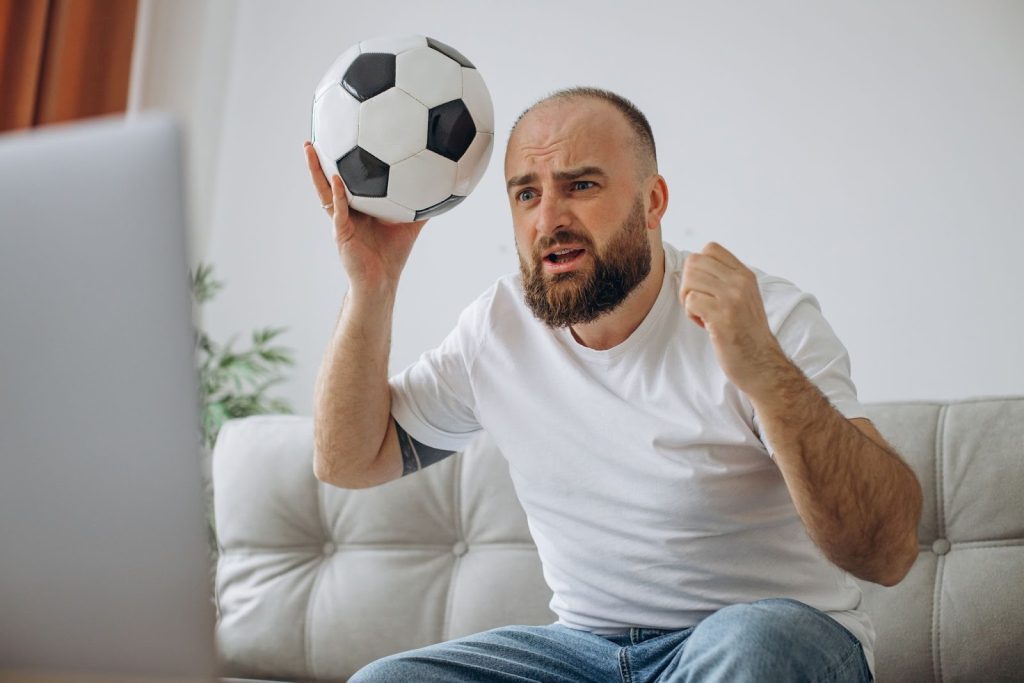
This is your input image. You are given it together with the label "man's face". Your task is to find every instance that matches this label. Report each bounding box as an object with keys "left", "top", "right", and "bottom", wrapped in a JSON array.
[
  {"left": 505, "top": 99, "right": 653, "bottom": 328},
  {"left": 519, "top": 195, "right": 650, "bottom": 327}
]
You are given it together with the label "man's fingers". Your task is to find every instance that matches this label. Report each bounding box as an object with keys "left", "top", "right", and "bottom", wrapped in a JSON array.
[
  {"left": 683, "top": 260, "right": 726, "bottom": 289},
  {"left": 683, "top": 290, "right": 711, "bottom": 329},
  {"left": 303, "top": 141, "right": 332, "bottom": 204},
  {"left": 330, "top": 174, "right": 350, "bottom": 226},
  {"left": 679, "top": 282, "right": 720, "bottom": 313},
  {"left": 701, "top": 241, "right": 744, "bottom": 271},
  {"left": 686, "top": 251, "right": 733, "bottom": 280}
]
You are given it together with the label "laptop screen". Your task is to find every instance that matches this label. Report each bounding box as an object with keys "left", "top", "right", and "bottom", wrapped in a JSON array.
[{"left": 0, "top": 114, "right": 218, "bottom": 680}]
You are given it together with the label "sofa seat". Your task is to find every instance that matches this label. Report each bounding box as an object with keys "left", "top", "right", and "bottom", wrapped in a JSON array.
[{"left": 212, "top": 397, "right": 1024, "bottom": 681}]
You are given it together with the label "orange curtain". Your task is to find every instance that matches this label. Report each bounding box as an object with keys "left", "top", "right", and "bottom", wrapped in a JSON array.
[{"left": 0, "top": 0, "right": 138, "bottom": 133}]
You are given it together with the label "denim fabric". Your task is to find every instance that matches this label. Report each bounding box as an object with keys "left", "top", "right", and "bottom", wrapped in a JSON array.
[{"left": 349, "top": 598, "right": 873, "bottom": 682}]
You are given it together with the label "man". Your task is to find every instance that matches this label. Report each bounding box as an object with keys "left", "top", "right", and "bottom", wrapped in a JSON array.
[{"left": 303, "top": 87, "right": 922, "bottom": 682}]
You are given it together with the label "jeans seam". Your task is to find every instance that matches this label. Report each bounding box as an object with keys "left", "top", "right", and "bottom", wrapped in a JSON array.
[
  {"left": 618, "top": 646, "right": 632, "bottom": 683},
  {"left": 813, "top": 639, "right": 867, "bottom": 683}
]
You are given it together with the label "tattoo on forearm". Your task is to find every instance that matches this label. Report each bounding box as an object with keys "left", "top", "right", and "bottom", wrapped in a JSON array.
[{"left": 394, "top": 419, "right": 455, "bottom": 476}]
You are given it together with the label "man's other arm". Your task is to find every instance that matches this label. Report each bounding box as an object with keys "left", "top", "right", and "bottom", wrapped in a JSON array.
[
  {"left": 747, "top": 367, "right": 922, "bottom": 586},
  {"left": 679, "top": 241, "right": 922, "bottom": 586}
]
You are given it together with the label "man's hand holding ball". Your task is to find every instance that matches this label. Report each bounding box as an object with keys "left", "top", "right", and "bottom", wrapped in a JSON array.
[{"left": 303, "top": 140, "right": 426, "bottom": 292}]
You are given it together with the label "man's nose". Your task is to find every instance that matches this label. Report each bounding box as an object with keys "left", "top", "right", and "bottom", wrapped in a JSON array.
[{"left": 535, "top": 192, "right": 571, "bottom": 237}]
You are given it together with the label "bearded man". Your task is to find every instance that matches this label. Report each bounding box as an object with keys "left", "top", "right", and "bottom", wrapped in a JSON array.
[{"left": 305, "top": 86, "right": 921, "bottom": 682}]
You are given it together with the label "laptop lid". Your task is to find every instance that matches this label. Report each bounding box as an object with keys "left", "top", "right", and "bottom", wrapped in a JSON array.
[{"left": 0, "top": 113, "right": 217, "bottom": 680}]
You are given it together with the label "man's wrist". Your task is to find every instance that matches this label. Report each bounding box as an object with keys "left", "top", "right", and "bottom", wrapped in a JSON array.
[
  {"left": 345, "top": 279, "right": 399, "bottom": 308},
  {"left": 739, "top": 345, "right": 803, "bottom": 406}
]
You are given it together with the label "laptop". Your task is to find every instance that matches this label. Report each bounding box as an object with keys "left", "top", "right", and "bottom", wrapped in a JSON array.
[{"left": 0, "top": 114, "right": 219, "bottom": 681}]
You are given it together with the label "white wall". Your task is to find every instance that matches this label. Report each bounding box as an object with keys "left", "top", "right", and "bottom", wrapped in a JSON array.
[
  {"left": 128, "top": 0, "right": 238, "bottom": 269},
  {"left": 133, "top": 0, "right": 1024, "bottom": 417}
]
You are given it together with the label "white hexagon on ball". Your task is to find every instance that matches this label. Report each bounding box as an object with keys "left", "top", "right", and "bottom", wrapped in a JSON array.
[
  {"left": 454, "top": 133, "right": 493, "bottom": 196},
  {"left": 311, "top": 85, "right": 361, "bottom": 182},
  {"left": 358, "top": 89, "right": 427, "bottom": 165},
  {"left": 388, "top": 150, "right": 457, "bottom": 211},
  {"left": 395, "top": 46, "right": 463, "bottom": 108},
  {"left": 461, "top": 67, "right": 494, "bottom": 134}
]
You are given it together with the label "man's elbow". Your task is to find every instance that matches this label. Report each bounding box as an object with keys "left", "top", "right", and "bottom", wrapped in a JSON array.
[
  {"left": 860, "top": 502, "right": 922, "bottom": 587},
  {"left": 873, "top": 465, "right": 924, "bottom": 586},
  {"left": 872, "top": 529, "right": 920, "bottom": 587},
  {"left": 842, "top": 508, "right": 922, "bottom": 586},
  {"left": 312, "top": 422, "right": 363, "bottom": 488},
  {"left": 313, "top": 448, "right": 343, "bottom": 487},
  {"left": 887, "top": 473, "right": 924, "bottom": 584},
  {"left": 313, "top": 445, "right": 361, "bottom": 489},
  {"left": 313, "top": 442, "right": 397, "bottom": 490}
]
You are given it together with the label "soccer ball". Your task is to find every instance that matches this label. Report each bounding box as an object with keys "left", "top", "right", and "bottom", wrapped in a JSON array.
[{"left": 310, "top": 34, "right": 494, "bottom": 223}]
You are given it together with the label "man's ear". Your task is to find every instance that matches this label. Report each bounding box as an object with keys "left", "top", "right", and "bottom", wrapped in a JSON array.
[{"left": 646, "top": 174, "right": 669, "bottom": 230}]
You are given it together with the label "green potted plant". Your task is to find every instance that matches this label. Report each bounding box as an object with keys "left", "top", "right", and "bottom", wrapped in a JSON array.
[{"left": 190, "top": 261, "right": 296, "bottom": 557}]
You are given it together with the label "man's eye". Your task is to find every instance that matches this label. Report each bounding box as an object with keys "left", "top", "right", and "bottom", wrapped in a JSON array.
[
  {"left": 572, "top": 181, "right": 595, "bottom": 191},
  {"left": 517, "top": 190, "right": 536, "bottom": 201}
]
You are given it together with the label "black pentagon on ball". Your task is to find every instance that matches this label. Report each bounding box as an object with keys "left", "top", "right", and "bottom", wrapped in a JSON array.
[
  {"left": 337, "top": 147, "right": 389, "bottom": 197},
  {"left": 342, "top": 53, "right": 396, "bottom": 102},
  {"left": 427, "top": 100, "right": 476, "bottom": 162},
  {"left": 426, "top": 37, "right": 475, "bottom": 68},
  {"left": 415, "top": 194, "right": 466, "bottom": 220}
]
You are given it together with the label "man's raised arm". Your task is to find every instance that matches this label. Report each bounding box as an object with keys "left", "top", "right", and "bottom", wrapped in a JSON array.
[{"left": 303, "top": 140, "right": 428, "bottom": 488}]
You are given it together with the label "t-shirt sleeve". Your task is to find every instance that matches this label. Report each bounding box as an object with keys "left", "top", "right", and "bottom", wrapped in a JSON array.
[
  {"left": 387, "top": 292, "right": 488, "bottom": 452},
  {"left": 750, "top": 280, "right": 870, "bottom": 457}
]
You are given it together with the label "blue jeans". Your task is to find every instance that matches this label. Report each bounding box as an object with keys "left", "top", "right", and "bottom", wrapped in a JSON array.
[{"left": 349, "top": 598, "right": 872, "bottom": 682}]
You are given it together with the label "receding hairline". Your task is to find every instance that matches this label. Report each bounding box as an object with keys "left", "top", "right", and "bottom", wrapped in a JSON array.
[{"left": 506, "top": 87, "right": 658, "bottom": 180}]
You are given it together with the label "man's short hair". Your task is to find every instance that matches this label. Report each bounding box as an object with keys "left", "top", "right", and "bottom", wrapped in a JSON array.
[{"left": 509, "top": 86, "right": 658, "bottom": 180}]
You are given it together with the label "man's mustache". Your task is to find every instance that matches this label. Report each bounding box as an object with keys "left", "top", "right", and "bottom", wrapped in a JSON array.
[{"left": 532, "top": 229, "right": 595, "bottom": 261}]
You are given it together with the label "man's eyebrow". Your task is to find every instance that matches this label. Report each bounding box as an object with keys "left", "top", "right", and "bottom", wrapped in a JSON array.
[{"left": 506, "top": 166, "right": 608, "bottom": 192}]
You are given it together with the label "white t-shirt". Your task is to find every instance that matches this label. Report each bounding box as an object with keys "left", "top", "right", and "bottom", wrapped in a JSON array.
[{"left": 390, "top": 241, "right": 876, "bottom": 675}]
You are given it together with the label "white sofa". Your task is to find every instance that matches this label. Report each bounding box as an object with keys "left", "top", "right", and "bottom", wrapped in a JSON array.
[{"left": 212, "top": 396, "right": 1024, "bottom": 682}]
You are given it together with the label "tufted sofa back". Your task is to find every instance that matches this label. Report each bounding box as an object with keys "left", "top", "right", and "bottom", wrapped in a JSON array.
[{"left": 212, "top": 397, "right": 1024, "bottom": 681}]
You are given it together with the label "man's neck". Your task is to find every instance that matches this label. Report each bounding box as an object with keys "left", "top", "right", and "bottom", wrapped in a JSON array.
[{"left": 569, "top": 246, "right": 667, "bottom": 351}]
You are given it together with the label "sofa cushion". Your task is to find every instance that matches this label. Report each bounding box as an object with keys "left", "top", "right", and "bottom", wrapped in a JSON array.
[
  {"left": 854, "top": 397, "right": 1024, "bottom": 681},
  {"left": 213, "top": 397, "right": 1024, "bottom": 681},
  {"left": 213, "top": 419, "right": 552, "bottom": 681}
]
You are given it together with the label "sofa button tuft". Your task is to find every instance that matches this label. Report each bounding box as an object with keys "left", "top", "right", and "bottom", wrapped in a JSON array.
[
  {"left": 322, "top": 541, "right": 336, "bottom": 555},
  {"left": 931, "top": 538, "right": 950, "bottom": 556},
  {"left": 452, "top": 541, "right": 468, "bottom": 557}
]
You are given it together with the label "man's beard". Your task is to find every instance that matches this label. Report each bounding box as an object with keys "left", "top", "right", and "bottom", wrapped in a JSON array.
[{"left": 519, "top": 196, "right": 652, "bottom": 328}]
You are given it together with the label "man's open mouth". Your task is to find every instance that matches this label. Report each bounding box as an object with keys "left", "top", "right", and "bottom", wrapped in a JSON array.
[{"left": 545, "top": 248, "right": 586, "bottom": 264}]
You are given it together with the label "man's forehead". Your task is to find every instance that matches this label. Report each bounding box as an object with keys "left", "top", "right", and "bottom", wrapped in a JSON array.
[
  {"left": 505, "top": 141, "right": 597, "bottom": 176},
  {"left": 505, "top": 100, "right": 630, "bottom": 176},
  {"left": 511, "top": 100, "right": 617, "bottom": 146}
]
